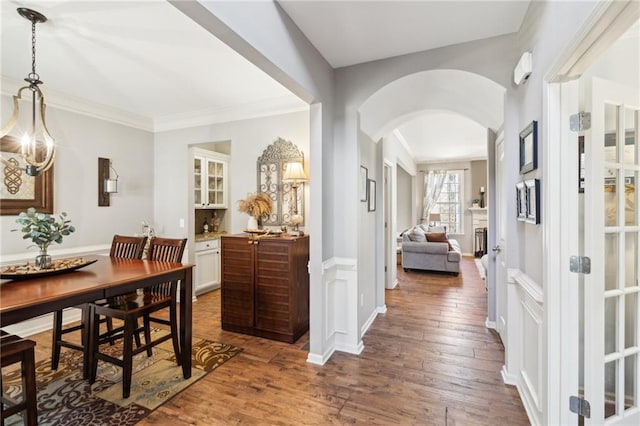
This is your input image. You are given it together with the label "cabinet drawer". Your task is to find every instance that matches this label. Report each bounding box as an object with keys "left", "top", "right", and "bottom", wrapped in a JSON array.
[{"left": 195, "top": 239, "right": 219, "bottom": 251}]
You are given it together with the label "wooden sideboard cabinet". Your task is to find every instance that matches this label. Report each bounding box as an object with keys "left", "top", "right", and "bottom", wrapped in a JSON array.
[{"left": 220, "top": 234, "right": 309, "bottom": 343}]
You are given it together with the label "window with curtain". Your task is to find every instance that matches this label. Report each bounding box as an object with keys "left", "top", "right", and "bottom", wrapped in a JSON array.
[{"left": 433, "top": 171, "right": 463, "bottom": 233}]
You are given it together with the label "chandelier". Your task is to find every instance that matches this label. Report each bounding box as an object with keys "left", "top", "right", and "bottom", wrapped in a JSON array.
[{"left": 0, "top": 8, "right": 55, "bottom": 177}]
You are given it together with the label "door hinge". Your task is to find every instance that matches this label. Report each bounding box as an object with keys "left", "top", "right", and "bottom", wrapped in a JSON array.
[
  {"left": 570, "top": 256, "right": 591, "bottom": 274},
  {"left": 570, "top": 112, "right": 591, "bottom": 131},
  {"left": 569, "top": 395, "right": 591, "bottom": 418}
]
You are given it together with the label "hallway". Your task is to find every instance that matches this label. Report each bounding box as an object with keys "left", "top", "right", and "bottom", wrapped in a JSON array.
[{"left": 21, "top": 257, "right": 528, "bottom": 425}]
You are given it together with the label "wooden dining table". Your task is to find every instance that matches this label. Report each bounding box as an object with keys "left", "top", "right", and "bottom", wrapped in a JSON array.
[{"left": 0, "top": 256, "right": 194, "bottom": 380}]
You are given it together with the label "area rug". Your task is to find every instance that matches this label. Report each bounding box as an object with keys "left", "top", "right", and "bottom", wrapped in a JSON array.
[{"left": 2, "top": 330, "right": 242, "bottom": 425}]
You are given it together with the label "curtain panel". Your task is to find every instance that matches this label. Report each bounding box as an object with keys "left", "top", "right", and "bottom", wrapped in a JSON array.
[{"left": 422, "top": 170, "right": 447, "bottom": 220}]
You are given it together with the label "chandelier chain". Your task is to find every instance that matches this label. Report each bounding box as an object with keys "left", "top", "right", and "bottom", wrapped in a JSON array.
[{"left": 31, "top": 19, "right": 38, "bottom": 78}]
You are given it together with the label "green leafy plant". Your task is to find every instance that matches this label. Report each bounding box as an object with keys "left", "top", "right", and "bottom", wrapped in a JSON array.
[{"left": 14, "top": 207, "right": 76, "bottom": 251}]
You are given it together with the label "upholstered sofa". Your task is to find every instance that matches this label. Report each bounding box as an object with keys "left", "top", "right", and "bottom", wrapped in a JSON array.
[{"left": 401, "top": 225, "right": 461, "bottom": 275}]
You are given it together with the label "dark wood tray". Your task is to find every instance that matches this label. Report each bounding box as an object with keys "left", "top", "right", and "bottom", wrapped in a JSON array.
[{"left": 0, "top": 258, "right": 97, "bottom": 280}]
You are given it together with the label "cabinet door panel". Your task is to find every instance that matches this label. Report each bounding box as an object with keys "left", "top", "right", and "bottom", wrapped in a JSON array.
[{"left": 221, "top": 237, "right": 254, "bottom": 327}]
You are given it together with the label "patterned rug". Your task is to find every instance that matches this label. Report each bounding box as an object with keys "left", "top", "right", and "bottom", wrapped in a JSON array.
[{"left": 2, "top": 330, "right": 242, "bottom": 425}]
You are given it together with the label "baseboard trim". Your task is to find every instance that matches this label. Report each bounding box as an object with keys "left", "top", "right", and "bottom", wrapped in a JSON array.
[
  {"left": 501, "top": 365, "right": 518, "bottom": 386},
  {"left": 485, "top": 318, "right": 497, "bottom": 329},
  {"left": 335, "top": 341, "right": 364, "bottom": 355},
  {"left": 307, "top": 346, "right": 335, "bottom": 366},
  {"left": 361, "top": 309, "right": 378, "bottom": 336},
  {"left": 377, "top": 304, "right": 387, "bottom": 314},
  {"left": 386, "top": 279, "right": 398, "bottom": 289}
]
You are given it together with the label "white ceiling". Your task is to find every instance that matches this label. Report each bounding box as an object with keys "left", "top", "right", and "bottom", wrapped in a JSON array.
[
  {"left": 2, "top": 0, "right": 531, "bottom": 160},
  {"left": 394, "top": 111, "right": 488, "bottom": 162},
  {"left": 278, "top": 0, "right": 530, "bottom": 68},
  {"left": 0, "top": 0, "right": 307, "bottom": 131}
]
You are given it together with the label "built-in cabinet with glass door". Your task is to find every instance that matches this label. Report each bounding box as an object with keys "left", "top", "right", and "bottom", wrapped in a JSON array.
[{"left": 194, "top": 150, "right": 228, "bottom": 209}]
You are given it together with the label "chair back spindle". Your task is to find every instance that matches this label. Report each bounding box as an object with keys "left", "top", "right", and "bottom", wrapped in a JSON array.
[
  {"left": 146, "top": 238, "right": 187, "bottom": 296},
  {"left": 109, "top": 235, "right": 147, "bottom": 260}
]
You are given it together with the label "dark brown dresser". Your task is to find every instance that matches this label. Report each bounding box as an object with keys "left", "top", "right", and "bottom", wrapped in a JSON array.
[{"left": 220, "top": 234, "right": 309, "bottom": 343}]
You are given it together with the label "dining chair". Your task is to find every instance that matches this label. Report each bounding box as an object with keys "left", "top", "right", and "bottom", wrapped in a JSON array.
[
  {"left": 1, "top": 331, "right": 37, "bottom": 426},
  {"left": 51, "top": 235, "right": 147, "bottom": 373},
  {"left": 89, "top": 237, "right": 187, "bottom": 398}
]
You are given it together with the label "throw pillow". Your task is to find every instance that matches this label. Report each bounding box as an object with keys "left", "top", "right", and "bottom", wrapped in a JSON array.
[
  {"left": 409, "top": 227, "right": 427, "bottom": 242},
  {"left": 426, "top": 232, "right": 453, "bottom": 250}
]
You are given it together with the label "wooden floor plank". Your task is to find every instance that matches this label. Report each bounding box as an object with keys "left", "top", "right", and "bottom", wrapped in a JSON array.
[{"left": 15, "top": 256, "right": 528, "bottom": 424}]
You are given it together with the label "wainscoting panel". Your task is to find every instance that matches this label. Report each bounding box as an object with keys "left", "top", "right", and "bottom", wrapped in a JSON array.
[
  {"left": 504, "top": 269, "right": 544, "bottom": 426},
  {"left": 321, "top": 257, "right": 363, "bottom": 356}
]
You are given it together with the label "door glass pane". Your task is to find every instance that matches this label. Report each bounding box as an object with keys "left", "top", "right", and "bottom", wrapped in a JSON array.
[
  {"left": 605, "top": 172, "right": 619, "bottom": 226},
  {"left": 625, "top": 292, "right": 637, "bottom": 348},
  {"left": 626, "top": 232, "right": 638, "bottom": 289},
  {"left": 623, "top": 107, "right": 637, "bottom": 165},
  {"left": 625, "top": 170, "right": 638, "bottom": 226},
  {"left": 605, "top": 233, "right": 619, "bottom": 291},
  {"left": 605, "top": 360, "right": 618, "bottom": 418},
  {"left": 605, "top": 103, "right": 619, "bottom": 162},
  {"left": 604, "top": 296, "right": 618, "bottom": 354},
  {"left": 624, "top": 355, "right": 636, "bottom": 411}
]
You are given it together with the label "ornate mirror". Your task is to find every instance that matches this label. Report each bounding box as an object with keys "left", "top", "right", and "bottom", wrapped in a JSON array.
[{"left": 257, "top": 138, "right": 304, "bottom": 226}]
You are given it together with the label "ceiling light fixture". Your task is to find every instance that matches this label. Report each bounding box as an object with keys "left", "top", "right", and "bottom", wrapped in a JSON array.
[{"left": 0, "top": 8, "right": 55, "bottom": 177}]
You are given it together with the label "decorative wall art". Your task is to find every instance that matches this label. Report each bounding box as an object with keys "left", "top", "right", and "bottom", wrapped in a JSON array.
[
  {"left": 516, "top": 181, "right": 527, "bottom": 221},
  {"left": 519, "top": 120, "right": 538, "bottom": 174},
  {"left": 0, "top": 135, "right": 53, "bottom": 215},
  {"left": 257, "top": 138, "right": 305, "bottom": 226},
  {"left": 525, "top": 178, "right": 541, "bottom": 224},
  {"left": 368, "top": 179, "right": 376, "bottom": 212},
  {"left": 360, "top": 166, "right": 368, "bottom": 202}
]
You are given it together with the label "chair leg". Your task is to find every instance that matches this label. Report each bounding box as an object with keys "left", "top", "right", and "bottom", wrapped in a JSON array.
[
  {"left": 106, "top": 317, "right": 115, "bottom": 346},
  {"left": 122, "top": 318, "right": 134, "bottom": 399},
  {"left": 22, "top": 348, "right": 37, "bottom": 426},
  {"left": 143, "top": 315, "right": 153, "bottom": 357},
  {"left": 89, "top": 308, "right": 100, "bottom": 385},
  {"left": 133, "top": 318, "right": 142, "bottom": 350},
  {"left": 51, "top": 309, "right": 63, "bottom": 370},
  {"left": 169, "top": 307, "right": 181, "bottom": 366}
]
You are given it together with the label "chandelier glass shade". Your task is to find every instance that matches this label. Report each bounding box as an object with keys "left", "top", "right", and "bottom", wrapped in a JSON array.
[{"left": 0, "top": 8, "right": 55, "bottom": 177}]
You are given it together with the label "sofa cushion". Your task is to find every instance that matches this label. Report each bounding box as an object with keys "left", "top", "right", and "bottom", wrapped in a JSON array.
[
  {"left": 425, "top": 232, "right": 453, "bottom": 250},
  {"left": 408, "top": 227, "right": 427, "bottom": 242}
]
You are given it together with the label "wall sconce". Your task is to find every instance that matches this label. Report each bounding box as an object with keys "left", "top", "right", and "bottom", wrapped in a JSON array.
[
  {"left": 98, "top": 157, "right": 119, "bottom": 206},
  {"left": 282, "top": 161, "right": 308, "bottom": 235}
]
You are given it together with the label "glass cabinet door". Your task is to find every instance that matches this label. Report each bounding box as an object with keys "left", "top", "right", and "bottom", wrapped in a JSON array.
[{"left": 194, "top": 157, "right": 203, "bottom": 207}]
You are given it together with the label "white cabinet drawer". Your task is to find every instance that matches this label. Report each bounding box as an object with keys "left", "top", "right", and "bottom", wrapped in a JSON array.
[{"left": 195, "top": 239, "right": 219, "bottom": 251}]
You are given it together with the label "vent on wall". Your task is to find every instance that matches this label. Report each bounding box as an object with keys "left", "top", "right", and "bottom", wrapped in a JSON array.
[{"left": 514, "top": 51, "right": 532, "bottom": 85}]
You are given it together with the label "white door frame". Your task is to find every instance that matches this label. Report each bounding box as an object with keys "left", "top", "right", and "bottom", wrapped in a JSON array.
[{"left": 544, "top": 1, "right": 640, "bottom": 424}]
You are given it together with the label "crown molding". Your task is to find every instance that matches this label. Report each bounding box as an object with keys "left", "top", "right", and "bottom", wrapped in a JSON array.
[
  {"left": 1, "top": 76, "right": 154, "bottom": 131},
  {"left": 416, "top": 155, "right": 488, "bottom": 164},
  {"left": 1, "top": 76, "right": 308, "bottom": 133},
  {"left": 152, "top": 96, "right": 308, "bottom": 132}
]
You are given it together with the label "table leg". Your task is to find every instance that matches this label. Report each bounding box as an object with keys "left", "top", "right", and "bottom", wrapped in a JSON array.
[
  {"left": 82, "top": 305, "right": 92, "bottom": 380},
  {"left": 180, "top": 267, "right": 193, "bottom": 379}
]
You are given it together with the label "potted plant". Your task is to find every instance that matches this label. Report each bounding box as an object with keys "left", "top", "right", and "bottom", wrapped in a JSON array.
[
  {"left": 14, "top": 207, "right": 75, "bottom": 268},
  {"left": 472, "top": 199, "right": 480, "bottom": 208},
  {"left": 237, "top": 192, "right": 273, "bottom": 230}
]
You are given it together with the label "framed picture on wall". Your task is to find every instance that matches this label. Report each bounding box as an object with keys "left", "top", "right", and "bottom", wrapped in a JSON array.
[
  {"left": 360, "top": 166, "right": 368, "bottom": 202},
  {"left": 368, "top": 179, "right": 376, "bottom": 212},
  {"left": 516, "top": 181, "right": 526, "bottom": 221},
  {"left": 525, "top": 178, "right": 541, "bottom": 224},
  {"left": 519, "top": 120, "right": 538, "bottom": 174},
  {"left": 0, "top": 135, "right": 53, "bottom": 215}
]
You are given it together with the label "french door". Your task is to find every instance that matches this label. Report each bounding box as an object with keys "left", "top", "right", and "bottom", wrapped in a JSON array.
[{"left": 582, "top": 76, "right": 639, "bottom": 424}]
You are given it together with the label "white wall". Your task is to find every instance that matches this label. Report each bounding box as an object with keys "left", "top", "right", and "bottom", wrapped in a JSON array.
[
  {"left": 1, "top": 96, "right": 154, "bottom": 256},
  {"left": 396, "top": 165, "right": 412, "bottom": 233},
  {"left": 358, "top": 129, "right": 378, "bottom": 331},
  {"left": 153, "top": 110, "right": 310, "bottom": 250}
]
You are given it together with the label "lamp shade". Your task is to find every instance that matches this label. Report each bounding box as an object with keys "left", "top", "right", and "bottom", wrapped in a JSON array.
[
  {"left": 429, "top": 212, "right": 441, "bottom": 222},
  {"left": 282, "top": 162, "right": 308, "bottom": 183}
]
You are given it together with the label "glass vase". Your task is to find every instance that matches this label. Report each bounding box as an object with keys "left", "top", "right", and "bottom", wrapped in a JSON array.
[{"left": 35, "top": 247, "right": 52, "bottom": 269}]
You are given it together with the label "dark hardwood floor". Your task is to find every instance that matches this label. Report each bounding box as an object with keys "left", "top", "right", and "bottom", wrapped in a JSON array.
[{"left": 22, "top": 256, "right": 529, "bottom": 425}]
